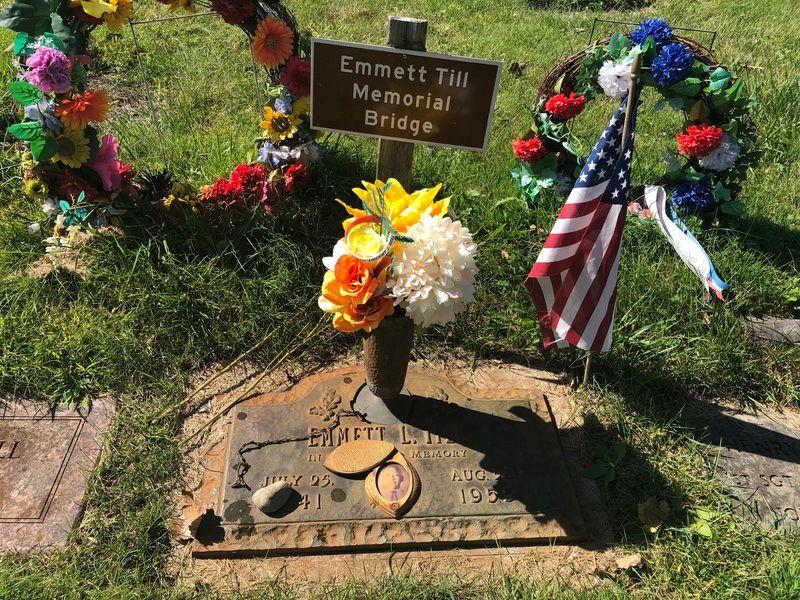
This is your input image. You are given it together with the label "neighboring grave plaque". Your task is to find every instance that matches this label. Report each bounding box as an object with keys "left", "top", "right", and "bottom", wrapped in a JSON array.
[
  {"left": 693, "top": 405, "right": 800, "bottom": 531},
  {"left": 191, "top": 367, "right": 585, "bottom": 556},
  {"left": 0, "top": 399, "right": 114, "bottom": 552}
]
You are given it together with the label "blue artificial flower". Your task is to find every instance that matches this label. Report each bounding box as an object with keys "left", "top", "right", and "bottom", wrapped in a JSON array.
[
  {"left": 631, "top": 18, "right": 673, "bottom": 47},
  {"left": 671, "top": 179, "right": 714, "bottom": 214},
  {"left": 652, "top": 42, "right": 695, "bottom": 88},
  {"left": 258, "top": 141, "right": 291, "bottom": 168},
  {"left": 24, "top": 98, "right": 62, "bottom": 133},
  {"left": 274, "top": 93, "right": 293, "bottom": 114}
]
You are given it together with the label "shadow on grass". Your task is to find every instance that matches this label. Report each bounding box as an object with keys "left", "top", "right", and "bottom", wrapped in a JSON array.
[{"left": 727, "top": 215, "right": 800, "bottom": 271}]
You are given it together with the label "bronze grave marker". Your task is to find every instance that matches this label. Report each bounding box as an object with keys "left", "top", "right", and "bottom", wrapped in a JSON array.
[
  {"left": 310, "top": 38, "right": 502, "bottom": 151},
  {"left": 692, "top": 405, "right": 800, "bottom": 531},
  {"left": 0, "top": 399, "right": 114, "bottom": 552},
  {"left": 191, "top": 367, "right": 585, "bottom": 556}
]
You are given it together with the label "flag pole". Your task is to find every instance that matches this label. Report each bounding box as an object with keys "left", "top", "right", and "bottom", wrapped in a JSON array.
[{"left": 582, "top": 53, "right": 642, "bottom": 387}]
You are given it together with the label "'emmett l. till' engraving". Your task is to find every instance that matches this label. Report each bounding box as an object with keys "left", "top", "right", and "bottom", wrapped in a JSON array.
[{"left": 191, "top": 367, "right": 585, "bottom": 555}]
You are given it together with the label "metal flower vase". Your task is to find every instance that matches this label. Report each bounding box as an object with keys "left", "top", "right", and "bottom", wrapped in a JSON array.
[{"left": 356, "top": 315, "right": 415, "bottom": 423}]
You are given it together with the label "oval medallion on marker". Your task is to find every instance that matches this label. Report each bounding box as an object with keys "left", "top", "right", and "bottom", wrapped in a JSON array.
[
  {"left": 237, "top": 412, "right": 247, "bottom": 420},
  {"left": 323, "top": 439, "right": 396, "bottom": 475}
]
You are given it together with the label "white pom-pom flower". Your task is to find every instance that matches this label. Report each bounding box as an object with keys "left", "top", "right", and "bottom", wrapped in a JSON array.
[
  {"left": 322, "top": 238, "right": 349, "bottom": 270},
  {"left": 389, "top": 215, "right": 477, "bottom": 327},
  {"left": 698, "top": 133, "right": 740, "bottom": 171},
  {"left": 597, "top": 60, "right": 632, "bottom": 99}
]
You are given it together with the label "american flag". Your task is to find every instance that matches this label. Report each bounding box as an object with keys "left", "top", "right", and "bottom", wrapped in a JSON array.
[{"left": 525, "top": 84, "right": 642, "bottom": 352}]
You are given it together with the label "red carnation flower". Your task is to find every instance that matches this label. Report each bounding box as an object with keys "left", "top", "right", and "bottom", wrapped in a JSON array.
[
  {"left": 210, "top": 0, "right": 255, "bottom": 26},
  {"left": 284, "top": 162, "right": 309, "bottom": 194},
  {"left": 545, "top": 92, "right": 586, "bottom": 121},
  {"left": 279, "top": 56, "right": 311, "bottom": 99},
  {"left": 203, "top": 177, "right": 242, "bottom": 208},
  {"left": 512, "top": 136, "right": 547, "bottom": 163},
  {"left": 230, "top": 162, "right": 267, "bottom": 195},
  {"left": 676, "top": 124, "right": 723, "bottom": 157}
]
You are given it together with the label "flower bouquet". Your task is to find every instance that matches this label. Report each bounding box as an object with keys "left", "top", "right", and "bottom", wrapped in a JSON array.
[{"left": 318, "top": 179, "right": 477, "bottom": 399}]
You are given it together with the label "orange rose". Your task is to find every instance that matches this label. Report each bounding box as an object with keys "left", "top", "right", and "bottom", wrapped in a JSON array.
[{"left": 318, "top": 255, "right": 394, "bottom": 332}]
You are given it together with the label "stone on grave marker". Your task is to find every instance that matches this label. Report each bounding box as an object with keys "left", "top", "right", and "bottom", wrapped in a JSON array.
[
  {"left": 189, "top": 366, "right": 585, "bottom": 556},
  {"left": 692, "top": 404, "right": 800, "bottom": 531},
  {"left": 0, "top": 398, "right": 114, "bottom": 552}
]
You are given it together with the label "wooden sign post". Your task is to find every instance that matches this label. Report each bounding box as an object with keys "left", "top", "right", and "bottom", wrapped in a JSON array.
[
  {"left": 376, "top": 17, "right": 427, "bottom": 188},
  {"left": 310, "top": 17, "right": 502, "bottom": 189}
]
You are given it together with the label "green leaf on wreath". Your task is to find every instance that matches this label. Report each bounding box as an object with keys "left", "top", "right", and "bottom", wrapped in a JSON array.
[
  {"left": 668, "top": 78, "right": 701, "bottom": 97},
  {"left": 50, "top": 13, "right": 77, "bottom": 54},
  {"left": 71, "top": 62, "right": 87, "bottom": 88},
  {"left": 511, "top": 164, "right": 533, "bottom": 189},
  {"left": 607, "top": 32, "right": 631, "bottom": 60},
  {"left": 683, "top": 167, "right": 705, "bottom": 183},
  {"left": 7, "top": 121, "right": 43, "bottom": 141},
  {"left": 8, "top": 80, "right": 43, "bottom": 105},
  {"left": 721, "top": 200, "right": 744, "bottom": 216},
  {"left": 13, "top": 32, "right": 31, "bottom": 55},
  {"left": 725, "top": 78, "right": 744, "bottom": 102},
  {"left": 713, "top": 181, "right": 731, "bottom": 203},
  {"left": 30, "top": 135, "right": 57, "bottom": 161},
  {"left": 0, "top": 0, "right": 51, "bottom": 35},
  {"left": 722, "top": 120, "right": 739, "bottom": 139},
  {"left": 708, "top": 67, "right": 732, "bottom": 92},
  {"left": 653, "top": 98, "right": 668, "bottom": 112},
  {"left": 689, "top": 100, "right": 710, "bottom": 121},
  {"left": 536, "top": 168, "right": 556, "bottom": 189}
]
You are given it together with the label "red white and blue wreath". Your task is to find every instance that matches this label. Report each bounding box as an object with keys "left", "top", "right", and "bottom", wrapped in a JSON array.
[{"left": 511, "top": 18, "right": 757, "bottom": 219}]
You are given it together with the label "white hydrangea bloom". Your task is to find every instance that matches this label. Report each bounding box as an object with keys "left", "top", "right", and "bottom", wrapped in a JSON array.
[
  {"left": 290, "top": 143, "right": 321, "bottom": 164},
  {"left": 597, "top": 60, "right": 632, "bottom": 99},
  {"left": 389, "top": 215, "right": 477, "bottom": 327},
  {"left": 42, "top": 199, "right": 58, "bottom": 216},
  {"left": 698, "top": 133, "right": 740, "bottom": 171}
]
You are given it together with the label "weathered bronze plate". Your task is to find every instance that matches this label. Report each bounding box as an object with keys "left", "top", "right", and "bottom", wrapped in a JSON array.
[
  {"left": 191, "top": 367, "right": 585, "bottom": 556},
  {"left": 1, "top": 398, "right": 114, "bottom": 552}
]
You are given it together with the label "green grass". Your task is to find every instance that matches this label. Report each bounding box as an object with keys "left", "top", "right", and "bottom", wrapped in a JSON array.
[{"left": 1, "top": 0, "right": 800, "bottom": 597}]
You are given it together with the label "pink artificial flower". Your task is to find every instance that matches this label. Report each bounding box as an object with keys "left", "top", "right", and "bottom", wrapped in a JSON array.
[
  {"left": 86, "top": 134, "right": 124, "bottom": 191},
  {"left": 24, "top": 46, "right": 72, "bottom": 94},
  {"left": 279, "top": 56, "right": 310, "bottom": 98}
]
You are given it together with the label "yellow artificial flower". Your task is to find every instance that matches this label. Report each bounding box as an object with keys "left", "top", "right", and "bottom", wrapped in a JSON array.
[
  {"left": 292, "top": 96, "right": 310, "bottom": 115},
  {"left": 259, "top": 105, "right": 300, "bottom": 143},
  {"left": 103, "top": 0, "right": 133, "bottom": 31},
  {"left": 81, "top": 0, "right": 113, "bottom": 18},
  {"left": 53, "top": 127, "right": 90, "bottom": 168},
  {"left": 338, "top": 178, "right": 450, "bottom": 235}
]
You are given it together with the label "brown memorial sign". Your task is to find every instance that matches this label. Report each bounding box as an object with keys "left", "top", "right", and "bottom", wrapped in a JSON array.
[{"left": 310, "top": 38, "right": 502, "bottom": 151}]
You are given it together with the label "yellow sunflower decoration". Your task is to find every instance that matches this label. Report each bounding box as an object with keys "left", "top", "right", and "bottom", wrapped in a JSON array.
[
  {"left": 259, "top": 106, "right": 300, "bottom": 143},
  {"left": 53, "top": 127, "right": 90, "bottom": 168}
]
